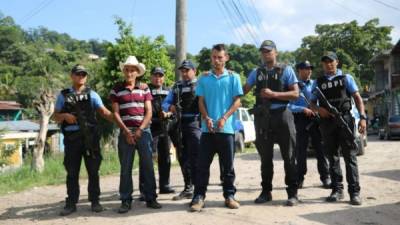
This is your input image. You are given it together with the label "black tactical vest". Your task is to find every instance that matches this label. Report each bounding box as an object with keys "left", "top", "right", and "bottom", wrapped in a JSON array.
[
  {"left": 255, "top": 65, "right": 289, "bottom": 106},
  {"left": 149, "top": 84, "right": 170, "bottom": 120},
  {"left": 60, "top": 87, "right": 97, "bottom": 133},
  {"left": 173, "top": 80, "right": 199, "bottom": 114},
  {"left": 316, "top": 75, "right": 352, "bottom": 112}
]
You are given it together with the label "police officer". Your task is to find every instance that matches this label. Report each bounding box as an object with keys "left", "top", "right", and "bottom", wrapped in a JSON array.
[
  {"left": 289, "top": 61, "right": 330, "bottom": 189},
  {"left": 162, "top": 60, "right": 201, "bottom": 201},
  {"left": 243, "top": 40, "right": 300, "bottom": 206},
  {"left": 54, "top": 64, "right": 114, "bottom": 216},
  {"left": 142, "top": 67, "right": 175, "bottom": 194},
  {"left": 311, "top": 51, "right": 366, "bottom": 205}
]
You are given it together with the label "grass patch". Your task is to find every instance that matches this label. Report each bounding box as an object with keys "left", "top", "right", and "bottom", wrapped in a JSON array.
[{"left": 0, "top": 150, "right": 130, "bottom": 196}]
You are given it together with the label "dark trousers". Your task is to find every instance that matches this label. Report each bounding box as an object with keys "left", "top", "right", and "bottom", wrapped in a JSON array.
[
  {"left": 170, "top": 119, "right": 201, "bottom": 191},
  {"left": 63, "top": 131, "right": 102, "bottom": 204},
  {"left": 294, "top": 114, "right": 330, "bottom": 182},
  {"left": 194, "top": 133, "right": 236, "bottom": 199},
  {"left": 319, "top": 114, "right": 360, "bottom": 195},
  {"left": 139, "top": 133, "right": 172, "bottom": 192},
  {"left": 118, "top": 128, "right": 157, "bottom": 202},
  {"left": 254, "top": 108, "right": 298, "bottom": 197}
]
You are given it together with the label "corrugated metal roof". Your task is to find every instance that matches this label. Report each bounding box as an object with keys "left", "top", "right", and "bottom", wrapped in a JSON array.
[
  {"left": 0, "top": 120, "right": 59, "bottom": 132},
  {"left": 0, "top": 101, "right": 22, "bottom": 110}
]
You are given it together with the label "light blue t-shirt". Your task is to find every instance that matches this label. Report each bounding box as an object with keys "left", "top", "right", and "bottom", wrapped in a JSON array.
[
  {"left": 55, "top": 87, "right": 104, "bottom": 131},
  {"left": 246, "top": 65, "right": 298, "bottom": 109},
  {"left": 310, "top": 69, "right": 359, "bottom": 102},
  {"left": 195, "top": 69, "right": 243, "bottom": 134},
  {"left": 289, "top": 79, "right": 314, "bottom": 113}
]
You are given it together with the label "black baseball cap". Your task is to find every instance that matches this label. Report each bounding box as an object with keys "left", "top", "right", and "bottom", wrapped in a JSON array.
[
  {"left": 151, "top": 67, "right": 165, "bottom": 76},
  {"left": 71, "top": 64, "right": 88, "bottom": 74},
  {"left": 296, "top": 61, "right": 314, "bottom": 70},
  {"left": 259, "top": 40, "right": 276, "bottom": 51},
  {"left": 321, "top": 51, "right": 338, "bottom": 61},
  {"left": 178, "top": 60, "right": 196, "bottom": 70}
]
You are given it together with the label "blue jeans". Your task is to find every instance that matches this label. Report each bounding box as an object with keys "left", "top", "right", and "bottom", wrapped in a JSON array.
[
  {"left": 194, "top": 133, "right": 236, "bottom": 199},
  {"left": 118, "top": 128, "right": 157, "bottom": 202}
]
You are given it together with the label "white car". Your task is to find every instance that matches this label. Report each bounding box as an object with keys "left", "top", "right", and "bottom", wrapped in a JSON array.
[{"left": 234, "top": 107, "right": 256, "bottom": 152}]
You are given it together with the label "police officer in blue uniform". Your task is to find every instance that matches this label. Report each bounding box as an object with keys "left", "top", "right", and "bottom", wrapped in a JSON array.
[
  {"left": 289, "top": 61, "right": 330, "bottom": 189},
  {"left": 140, "top": 67, "right": 175, "bottom": 194},
  {"left": 162, "top": 60, "right": 201, "bottom": 201},
  {"left": 243, "top": 40, "right": 300, "bottom": 206},
  {"left": 54, "top": 64, "right": 114, "bottom": 216},
  {"left": 311, "top": 51, "right": 366, "bottom": 205}
]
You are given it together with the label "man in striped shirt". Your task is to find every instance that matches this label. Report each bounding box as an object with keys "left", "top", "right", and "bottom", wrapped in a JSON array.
[{"left": 110, "top": 56, "right": 161, "bottom": 213}]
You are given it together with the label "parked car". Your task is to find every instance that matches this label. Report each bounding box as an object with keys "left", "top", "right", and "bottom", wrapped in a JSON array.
[
  {"left": 234, "top": 107, "right": 256, "bottom": 152},
  {"left": 379, "top": 115, "right": 400, "bottom": 140}
]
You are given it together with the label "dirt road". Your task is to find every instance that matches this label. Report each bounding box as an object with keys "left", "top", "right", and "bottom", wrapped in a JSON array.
[{"left": 0, "top": 136, "right": 399, "bottom": 225}]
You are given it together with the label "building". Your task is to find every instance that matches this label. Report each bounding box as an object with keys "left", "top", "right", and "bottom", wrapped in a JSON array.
[
  {"left": 368, "top": 40, "right": 400, "bottom": 124},
  {"left": 0, "top": 120, "right": 60, "bottom": 169}
]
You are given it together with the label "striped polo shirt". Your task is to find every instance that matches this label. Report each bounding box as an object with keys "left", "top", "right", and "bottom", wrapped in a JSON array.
[{"left": 109, "top": 82, "right": 153, "bottom": 128}]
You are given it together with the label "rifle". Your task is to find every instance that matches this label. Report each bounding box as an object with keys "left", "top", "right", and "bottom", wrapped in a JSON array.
[
  {"left": 249, "top": 69, "right": 271, "bottom": 134},
  {"left": 313, "top": 87, "right": 357, "bottom": 149},
  {"left": 68, "top": 93, "right": 97, "bottom": 158},
  {"left": 298, "top": 92, "right": 321, "bottom": 131},
  {"left": 174, "top": 85, "right": 184, "bottom": 159}
]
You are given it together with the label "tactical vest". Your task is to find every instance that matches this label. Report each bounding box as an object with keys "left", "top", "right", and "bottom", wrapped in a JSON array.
[
  {"left": 149, "top": 84, "right": 170, "bottom": 120},
  {"left": 60, "top": 87, "right": 97, "bottom": 133},
  {"left": 174, "top": 80, "right": 199, "bottom": 114},
  {"left": 316, "top": 75, "right": 352, "bottom": 112},
  {"left": 255, "top": 65, "right": 289, "bottom": 106}
]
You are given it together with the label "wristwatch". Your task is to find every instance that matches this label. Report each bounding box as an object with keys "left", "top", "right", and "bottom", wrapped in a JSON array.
[{"left": 360, "top": 114, "right": 367, "bottom": 121}]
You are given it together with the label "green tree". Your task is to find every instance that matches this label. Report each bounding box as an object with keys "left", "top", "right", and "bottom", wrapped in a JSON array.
[{"left": 294, "top": 18, "right": 393, "bottom": 87}]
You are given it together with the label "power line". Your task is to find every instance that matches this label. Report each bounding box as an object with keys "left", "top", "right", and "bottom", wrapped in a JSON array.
[
  {"left": 372, "top": 0, "right": 400, "bottom": 12},
  {"left": 220, "top": 0, "right": 250, "bottom": 44},
  {"left": 216, "top": 0, "right": 246, "bottom": 43},
  {"left": 230, "top": 0, "right": 259, "bottom": 45},
  {"left": 236, "top": 0, "right": 262, "bottom": 42},
  {"left": 130, "top": 0, "right": 138, "bottom": 24},
  {"left": 21, "top": 0, "right": 55, "bottom": 25},
  {"left": 328, "top": 0, "right": 369, "bottom": 20}
]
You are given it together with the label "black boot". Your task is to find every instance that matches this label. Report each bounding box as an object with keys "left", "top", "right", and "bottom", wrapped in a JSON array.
[
  {"left": 350, "top": 194, "right": 362, "bottom": 205},
  {"left": 159, "top": 186, "right": 175, "bottom": 194},
  {"left": 254, "top": 191, "right": 272, "bottom": 204},
  {"left": 326, "top": 190, "right": 344, "bottom": 202},
  {"left": 286, "top": 195, "right": 299, "bottom": 206},
  {"left": 59, "top": 202, "right": 77, "bottom": 216},
  {"left": 91, "top": 201, "right": 104, "bottom": 213},
  {"left": 146, "top": 199, "right": 162, "bottom": 209},
  {"left": 118, "top": 201, "right": 131, "bottom": 214}
]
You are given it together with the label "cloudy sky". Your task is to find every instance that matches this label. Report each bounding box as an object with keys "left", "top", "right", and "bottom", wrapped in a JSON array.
[{"left": 1, "top": 0, "right": 399, "bottom": 54}]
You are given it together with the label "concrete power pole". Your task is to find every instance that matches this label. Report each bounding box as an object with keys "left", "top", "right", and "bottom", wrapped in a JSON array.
[{"left": 175, "top": 0, "right": 187, "bottom": 81}]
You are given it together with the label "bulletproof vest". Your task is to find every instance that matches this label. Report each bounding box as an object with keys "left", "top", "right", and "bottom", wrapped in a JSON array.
[
  {"left": 255, "top": 65, "right": 289, "bottom": 106},
  {"left": 174, "top": 80, "right": 199, "bottom": 114},
  {"left": 60, "top": 87, "right": 97, "bottom": 132},
  {"left": 149, "top": 84, "right": 170, "bottom": 120},
  {"left": 316, "top": 75, "right": 352, "bottom": 112}
]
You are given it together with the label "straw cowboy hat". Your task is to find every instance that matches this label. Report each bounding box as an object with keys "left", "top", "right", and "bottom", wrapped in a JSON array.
[{"left": 119, "top": 56, "right": 146, "bottom": 76}]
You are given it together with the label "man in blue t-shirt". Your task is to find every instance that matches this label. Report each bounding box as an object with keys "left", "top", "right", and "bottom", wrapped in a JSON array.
[
  {"left": 190, "top": 44, "right": 243, "bottom": 212},
  {"left": 288, "top": 61, "right": 330, "bottom": 189},
  {"left": 54, "top": 64, "right": 113, "bottom": 216},
  {"left": 243, "top": 40, "right": 300, "bottom": 206},
  {"left": 311, "top": 51, "right": 366, "bottom": 206}
]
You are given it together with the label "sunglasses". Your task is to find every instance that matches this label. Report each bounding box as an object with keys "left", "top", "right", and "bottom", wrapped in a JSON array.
[{"left": 74, "top": 72, "right": 88, "bottom": 77}]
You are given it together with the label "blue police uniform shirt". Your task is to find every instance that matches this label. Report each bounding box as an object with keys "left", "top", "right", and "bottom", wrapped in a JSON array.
[
  {"left": 195, "top": 69, "right": 243, "bottom": 134},
  {"left": 289, "top": 79, "right": 314, "bottom": 113},
  {"left": 55, "top": 87, "right": 104, "bottom": 131},
  {"left": 310, "top": 69, "right": 359, "bottom": 102},
  {"left": 161, "top": 79, "right": 199, "bottom": 118},
  {"left": 247, "top": 65, "right": 298, "bottom": 109}
]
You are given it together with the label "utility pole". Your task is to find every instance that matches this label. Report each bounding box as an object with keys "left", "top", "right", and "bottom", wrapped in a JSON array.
[{"left": 175, "top": 0, "right": 187, "bottom": 81}]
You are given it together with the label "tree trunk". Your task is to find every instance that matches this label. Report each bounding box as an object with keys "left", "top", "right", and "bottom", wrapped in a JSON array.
[{"left": 32, "top": 90, "right": 55, "bottom": 172}]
